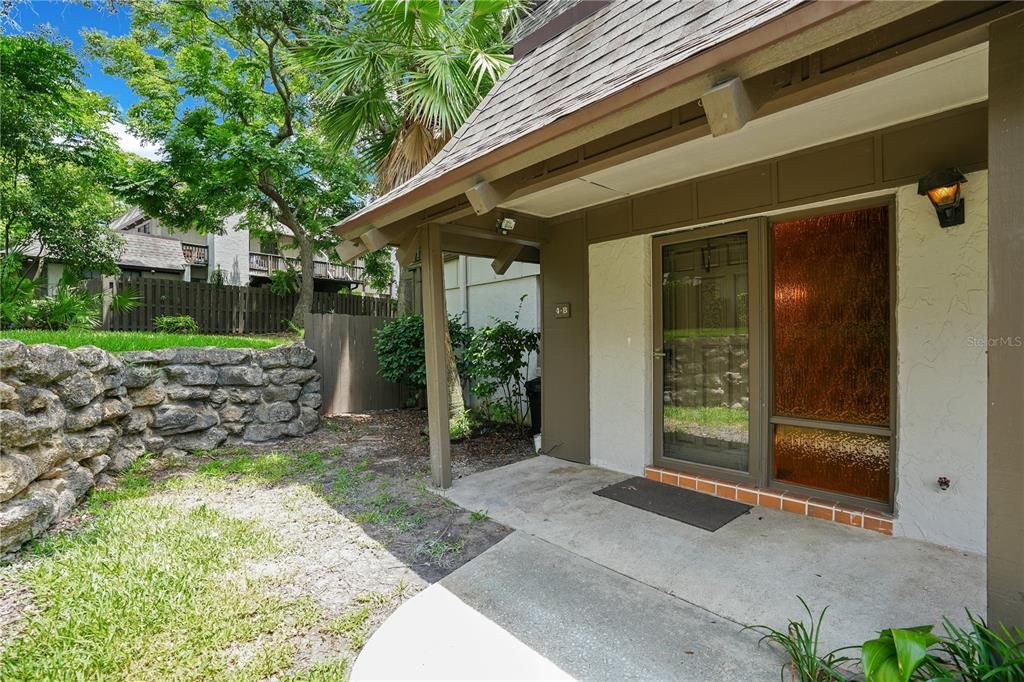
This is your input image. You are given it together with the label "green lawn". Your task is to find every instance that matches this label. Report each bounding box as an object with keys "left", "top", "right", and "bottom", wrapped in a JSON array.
[
  {"left": 664, "top": 405, "right": 748, "bottom": 426},
  {"left": 0, "top": 329, "right": 290, "bottom": 353},
  {"left": 0, "top": 455, "right": 347, "bottom": 682}
]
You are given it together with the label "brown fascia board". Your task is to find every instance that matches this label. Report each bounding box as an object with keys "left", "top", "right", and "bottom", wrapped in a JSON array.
[{"left": 336, "top": 0, "right": 928, "bottom": 241}]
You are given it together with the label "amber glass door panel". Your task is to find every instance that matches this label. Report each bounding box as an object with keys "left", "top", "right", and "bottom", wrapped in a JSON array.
[
  {"left": 770, "top": 207, "right": 891, "bottom": 503},
  {"left": 657, "top": 225, "right": 759, "bottom": 477}
]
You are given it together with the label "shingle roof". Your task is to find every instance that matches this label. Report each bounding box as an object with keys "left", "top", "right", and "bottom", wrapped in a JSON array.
[
  {"left": 118, "top": 232, "right": 186, "bottom": 272},
  {"left": 340, "top": 0, "right": 803, "bottom": 232},
  {"left": 19, "top": 231, "right": 186, "bottom": 272}
]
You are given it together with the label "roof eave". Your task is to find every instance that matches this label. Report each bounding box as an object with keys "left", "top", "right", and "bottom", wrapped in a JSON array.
[{"left": 335, "top": 0, "right": 869, "bottom": 239}]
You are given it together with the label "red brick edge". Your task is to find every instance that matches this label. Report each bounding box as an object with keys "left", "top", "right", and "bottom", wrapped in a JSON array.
[{"left": 644, "top": 466, "right": 893, "bottom": 535}]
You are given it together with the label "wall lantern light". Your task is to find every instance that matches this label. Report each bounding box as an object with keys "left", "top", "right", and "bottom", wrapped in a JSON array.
[{"left": 917, "top": 168, "right": 967, "bottom": 228}]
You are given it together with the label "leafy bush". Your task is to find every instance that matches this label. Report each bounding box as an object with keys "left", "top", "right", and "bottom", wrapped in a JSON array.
[
  {"left": 0, "top": 250, "right": 36, "bottom": 328},
  {"left": 374, "top": 314, "right": 470, "bottom": 403},
  {"left": 154, "top": 315, "right": 199, "bottom": 334},
  {"left": 464, "top": 297, "right": 539, "bottom": 429},
  {"left": 270, "top": 266, "right": 300, "bottom": 296}
]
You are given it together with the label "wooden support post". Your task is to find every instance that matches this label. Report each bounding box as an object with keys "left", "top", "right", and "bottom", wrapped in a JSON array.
[
  {"left": 420, "top": 223, "right": 451, "bottom": 489},
  {"left": 987, "top": 11, "right": 1024, "bottom": 628},
  {"left": 491, "top": 242, "right": 523, "bottom": 275}
]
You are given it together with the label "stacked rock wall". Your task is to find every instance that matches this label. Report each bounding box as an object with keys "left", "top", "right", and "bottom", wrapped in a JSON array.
[{"left": 0, "top": 341, "right": 321, "bottom": 555}]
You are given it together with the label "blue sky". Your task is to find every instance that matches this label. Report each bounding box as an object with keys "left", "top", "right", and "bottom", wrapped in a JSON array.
[
  {"left": 8, "top": 1, "right": 164, "bottom": 158},
  {"left": 9, "top": 1, "right": 137, "bottom": 110}
]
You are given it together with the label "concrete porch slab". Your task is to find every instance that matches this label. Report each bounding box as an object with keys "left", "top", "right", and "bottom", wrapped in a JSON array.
[
  {"left": 353, "top": 532, "right": 785, "bottom": 680},
  {"left": 443, "top": 456, "right": 985, "bottom": 654}
]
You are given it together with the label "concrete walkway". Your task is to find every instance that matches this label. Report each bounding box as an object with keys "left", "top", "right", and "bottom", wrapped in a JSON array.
[{"left": 354, "top": 456, "right": 985, "bottom": 680}]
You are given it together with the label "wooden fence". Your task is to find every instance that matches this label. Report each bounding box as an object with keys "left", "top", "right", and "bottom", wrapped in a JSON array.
[
  {"left": 304, "top": 313, "right": 404, "bottom": 414},
  {"left": 89, "top": 277, "right": 396, "bottom": 334}
]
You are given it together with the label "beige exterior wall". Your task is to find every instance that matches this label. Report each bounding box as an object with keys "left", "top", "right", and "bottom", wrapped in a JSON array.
[
  {"left": 588, "top": 235, "right": 653, "bottom": 476},
  {"left": 584, "top": 176, "right": 989, "bottom": 553},
  {"left": 894, "top": 171, "right": 988, "bottom": 554}
]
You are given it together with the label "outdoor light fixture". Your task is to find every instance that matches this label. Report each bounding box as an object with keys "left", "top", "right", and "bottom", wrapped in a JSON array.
[
  {"left": 497, "top": 216, "right": 516, "bottom": 235},
  {"left": 918, "top": 168, "right": 967, "bottom": 228}
]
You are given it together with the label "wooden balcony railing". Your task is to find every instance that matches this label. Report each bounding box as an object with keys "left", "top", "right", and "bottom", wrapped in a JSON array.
[
  {"left": 182, "top": 243, "right": 209, "bottom": 265},
  {"left": 249, "top": 252, "right": 363, "bottom": 282}
]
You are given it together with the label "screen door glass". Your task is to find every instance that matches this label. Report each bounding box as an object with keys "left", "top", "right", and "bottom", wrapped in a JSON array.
[{"left": 661, "top": 232, "right": 750, "bottom": 472}]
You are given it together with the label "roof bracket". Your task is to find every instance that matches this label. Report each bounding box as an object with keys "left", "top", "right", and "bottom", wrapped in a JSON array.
[
  {"left": 465, "top": 180, "right": 506, "bottom": 216},
  {"left": 701, "top": 77, "right": 755, "bottom": 137},
  {"left": 490, "top": 243, "right": 523, "bottom": 276},
  {"left": 360, "top": 227, "right": 391, "bottom": 252},
  {"left": 396, "top": 227, "right": 422, "bottom": 268}
]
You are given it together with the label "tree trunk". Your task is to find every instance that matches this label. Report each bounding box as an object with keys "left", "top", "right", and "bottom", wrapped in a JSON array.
[
  {"left": 293, "top": 234, "right": 315, "bottom": 328},
  {"left": 446, "top": 328, "right": 465, "bottom": 421}
]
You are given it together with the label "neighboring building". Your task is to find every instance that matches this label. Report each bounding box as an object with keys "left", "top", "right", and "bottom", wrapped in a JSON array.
[
  {"left": 110, "top": 208, "right": 373, "bottom": 294},
  {"left": 333, "top": 1, "right": 1024, "bottom": 626}
]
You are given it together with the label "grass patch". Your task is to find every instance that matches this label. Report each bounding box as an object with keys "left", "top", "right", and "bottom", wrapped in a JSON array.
[
  {"left": 323, "top": 587, "right": 405, "bottom": 653},
  {"left": 419, "top": 537, "right": 465, "bottom": 560},
  {"left": 0, "top": 328, "right": 288, "bottom": 353},
  {"left": 469, "top": 510, "right": 489, "bottom": 525},
  {"left": 283, "top": 659, "right": 349, "bottom": 681},
  {"left": 664, "top": 405, "right": 748, "bottom": 427},
  {"left": 0, "top": 457, "right": 326, "bottom": 681},
  {"left": 196, "top": 450, "right": 326, "bottom": 483}
]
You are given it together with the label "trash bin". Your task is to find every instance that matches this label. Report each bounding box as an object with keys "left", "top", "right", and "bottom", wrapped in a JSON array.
[{"left": 525, "top": 377, "right": 541, "bottom": 435}]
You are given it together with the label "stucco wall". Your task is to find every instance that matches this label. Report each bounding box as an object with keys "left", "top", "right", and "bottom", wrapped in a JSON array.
[
  {"left": 588, "top": 235, "right": 652, "bottom": 475},
  {"left": 894, "top": 171, "right": 987, "bottom": 553},
  {"left": 208, "top": 215, "right": 250, "bottom": 285},
  {"left": 445, "top": 256, "right": 541, "bottom": 408}
]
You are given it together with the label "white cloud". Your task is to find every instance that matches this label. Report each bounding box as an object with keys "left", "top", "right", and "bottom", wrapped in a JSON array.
[{"left": 107, "top": 120, "right": 164, "bottom": 161}]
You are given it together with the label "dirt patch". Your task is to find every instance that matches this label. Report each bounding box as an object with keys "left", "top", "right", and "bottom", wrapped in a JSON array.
[{"left": 1, "top": 409, "right": 534, "bottom": 677}]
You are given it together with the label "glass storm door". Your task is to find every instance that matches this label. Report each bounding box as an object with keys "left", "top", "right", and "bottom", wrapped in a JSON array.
[
  {"left": 769, "top": 206, "right": 892, "bottom": 505},
  {"left": 654, "top": 220, "right": 763, "bottom": 483}
]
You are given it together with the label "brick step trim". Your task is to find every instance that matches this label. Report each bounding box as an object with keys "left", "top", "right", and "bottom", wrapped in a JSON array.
[{"left": 644, "top": 466, "right": 893, "bottom": 535}]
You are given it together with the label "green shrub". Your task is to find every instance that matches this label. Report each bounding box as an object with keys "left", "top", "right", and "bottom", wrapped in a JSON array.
[
  {"left": 0, "top": 250, "right": 36, "bottom": 328},
  {"left": 374, "top": 314, "right": 470, "bottom": 403},
  {"left": 464, "top": 297, "right": 539, "bottom": 429},
  {"left": 270, "top": 267, "right": 300, "bottom": 296},
  {"left": 154, "top": 315, "right": 199, "bottom": 334}
]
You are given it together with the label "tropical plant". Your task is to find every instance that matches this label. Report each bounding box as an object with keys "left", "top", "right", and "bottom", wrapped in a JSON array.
[
  {"left": 296, "top": 0, "right": 526, "bottom": 192},
  {"left": 0, "top": 249, "right": 36, "bottom": 328},
  {"left": 464, "top": 297, "right": 539, "bottom": 428},
  {"left": 747, "top": 598, "right": 855, "bottom": 682},
  {"left": 862, "top": 626, "right": 945, "bottom": 682},
  {"left": 209, "top": 267, "right": 225, "bottom": 287},
  {"left": 154, "top": 315, "right": 199, "bottom": 335},
  {"left": 85, "top": 0, "right": 368, "bottom": 326},
  {"left": 936, "top": 612, "right": 1024, "bottom": 681},
  {"left": 269, "top": 267, "right": 301, "bottom": 297}
]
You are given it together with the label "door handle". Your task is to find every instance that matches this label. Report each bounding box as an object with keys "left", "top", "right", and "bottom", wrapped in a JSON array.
[{"left": 653, "top": 349, "right": 666, "bottom": 359}]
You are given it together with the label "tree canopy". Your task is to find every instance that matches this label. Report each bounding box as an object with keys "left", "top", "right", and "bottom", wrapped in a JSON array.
[
  {"left": 86, "top": 0, "right": 371, "bottom": 324},
  {"left": 0, "top": 33, "right": 126, "bottom": 276}
]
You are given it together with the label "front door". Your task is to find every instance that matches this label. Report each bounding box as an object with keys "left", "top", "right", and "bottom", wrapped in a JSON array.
[
  {"left": 653, "top": 219, "right": 765, "bottom": 486},
  {"left": 653, "top": 206, "right": 893, "bottom": 509}
]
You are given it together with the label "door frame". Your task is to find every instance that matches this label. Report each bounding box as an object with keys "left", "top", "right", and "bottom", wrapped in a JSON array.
[
  {"left": 651, "top": 218, "right": 768, "bottom": 488},
  {"left": 650, "top": 200, "right": 897, "bottom": 512}
]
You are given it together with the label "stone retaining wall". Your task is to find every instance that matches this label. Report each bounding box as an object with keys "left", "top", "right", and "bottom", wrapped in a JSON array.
[{"left": 0, "top": 340, "right": 321, "bottom": 555}]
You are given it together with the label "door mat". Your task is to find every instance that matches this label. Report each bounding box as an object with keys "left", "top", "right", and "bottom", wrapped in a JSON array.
[{"left": 594, "top": 477, "right": 750, "bottom": 531}]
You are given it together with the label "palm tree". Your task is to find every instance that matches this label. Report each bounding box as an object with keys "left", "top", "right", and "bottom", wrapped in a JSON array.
[
  {"left": 296, "top": 0, "right": 526, "bottom": 428},
  {"left": 297, "top": 0, "right": 524, "bottom": 191}
]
